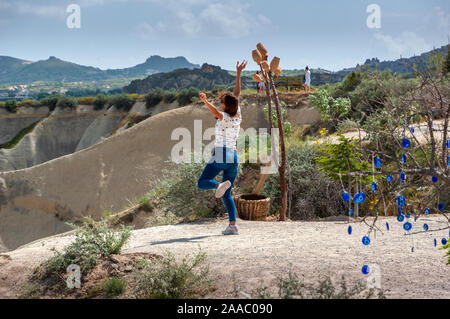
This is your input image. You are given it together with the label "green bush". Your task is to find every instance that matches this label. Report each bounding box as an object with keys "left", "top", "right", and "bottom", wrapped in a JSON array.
[
  {"left": 76, "top": 96, "right": 95, "bottom": 105},
  {"left": 56, "top": 96, "right": 78, "bottom": 109},
  {"left": 40, "top": 95, "right": 61, "bottom": 111},
  {"left": 33, "top": 217, "right": 133, "bottom": 282},
  {"left": 17, "top": 99, "right": 41, "bottom": 108},
  {"left": 101, "top": 277, "right": 127, "bottom": 297},
  {"left": 0, "top": 101, "right": 5, "bottom": 109},
  {"left": 145, "top": 89, "right": 164, "bottom": 108},
  {"left": 177, "top": 87, "right": 199, "bottom": 106},
  {"left": 163, "top": 90, "right": 177, "bottom": 104},
  {"left": 4, "top": 100, "right": 17, "bottom": 113},
  {"left": 262, "top": 144, "right": 346, "bottom": 219},
  {"left": 132, "top": 250, "right": 214, "bottom": 299},
  {"left": 148, "top": 158, "right": 225, "bottom": 220},
  {"left": 108, "top": 94, "right": 134, "bottom": 111},
  {"left": 93, "top": 94, "right": 108, "bottom": 110}
]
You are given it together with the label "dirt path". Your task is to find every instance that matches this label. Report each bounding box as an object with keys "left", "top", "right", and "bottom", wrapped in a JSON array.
[{"left": 1, "top": 216, "right": 449, "bottom": 299}]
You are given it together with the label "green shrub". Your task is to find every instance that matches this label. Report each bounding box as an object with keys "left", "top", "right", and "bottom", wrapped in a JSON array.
[
  {"left": 108, "top": 94, "right": 134, "bottom": 111},
  {"left": 440, "top": 241, "right": 450, "bottom": 265},
  {"left": 0, "top": 101, "right": 5, "bottom": 109},
  {"left": 33, "top": 217, "right": 133, "bottom": 282},
  {"left": 148, "top": 159, "right": 225, "bottom": 220},
  {"left": 163, "top": 90, "right": 177, "bottom": 104},
  {"left": 93, "top": 94, "right": 108, "bottom": 110},
  {"left": 4, "top": 100, "right": 17, "bottom": 113},
  {"left": 56, "top": 96, "right": 78, "bottom": 109},
  {"left": 263, "top": 144, "right": 346, "bottom": 219},
  {"left": 40, "top": 95, "right": 61, "bottom": 111},
  {"left": 145, "top": 89, "right": 164, "bottom": 108},
  {"left": 132, "top": 250, "right": 214, "bottom": 299},
  {"left": 17, "top": 99, "right": 41, "bottom": 108},
  {"left": 177, "top": 87, "right": 199, "bottom": 106},
  {"left": 101, "top": 277, "right": 127, "bottom": 297},
  {"left": 76, "top": 96, "right": 95, "bottom": 105}
]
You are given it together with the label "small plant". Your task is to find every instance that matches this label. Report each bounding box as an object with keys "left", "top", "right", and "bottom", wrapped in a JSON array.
[
  {"left": 56, "top": 96, "right": 78, "bottom": 109},
  {"left": 108, "top": 94, "right": 134, "bottom": 111},
  {"left": 440, "top": 240, "right": 450, "bottom": 265},
  {"left": 145, "top": 89, "right": 164, "bottom": 108},
  {"left": 4, "top": 100, "right": 17, "bottom": 113},
  {"left": 132, "top": 250, "right": 214, "bottom": 299},
  {"left": 40, "top": 94, "right": 61, "bottom": 111},
  {"left": 93, "top": 94, "right": 108, "bottom": 110},
  {"left": 309, "top": 88, "right": 351, "bottom": 126},
  {"left": 101, "top": 277, "right": 127, "bottom": 297},
  {"left": 33, "top": 217, "right": 133, "bottom": 282}
]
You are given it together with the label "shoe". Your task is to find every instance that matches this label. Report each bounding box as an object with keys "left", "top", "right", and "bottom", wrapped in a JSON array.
[
  {"left": 215, "top": 180, "right": 231, "bottom": 198},
  {"left": 222, "top": 225, "right": 239, "bottom": 235}
]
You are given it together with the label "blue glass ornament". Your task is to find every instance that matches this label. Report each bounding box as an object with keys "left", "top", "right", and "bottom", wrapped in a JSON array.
[
  {"left": 410, "top": 127, "right": 415, "bottom": 133},
  {"left": 438, "top": 203, "right": 445, "bottom": 211},
  {"left": 434, "top": 238, "right": 437, "bottom": 247},
  {"left": 342, "top": 192, "right": 350, "bottom": 202},
  {"left": 348, "top": 225, "right": 352, "bottom": 235},
  {"left": 354, "top": 192, "right": 366, "bottom": 204},
  {"left": 414, "top": 213, "right": 417, "bottom": 222},
  {"left": 431, "top": 175, "right": 438, "bottom": 183},
  {"left": 362, "top": 236, "right": 370, "bottom": 246},
  {"left": 447, "top": 156, "right": 450, "bottom": 167},
  {"left": 348, "top": 209, "right": 354, "bottom": 216},
  {"left": 424, "top": 208, "right": 430, "bottom": 215},
  {"left": 423, "top": 224, "right": 429, "bottom": 231},
  {"left": 406, "top": 213, "right": 411, "bottom": 219},
  {"left": 374, "top": 157, "right": 382, "bottom": 168},
  {"left": 402, "top": 138, "right": 411, "bottom": 148},
  {"left": 397, "top": 214, "right": 404, "bottom": 222},
  {"left": 386, "top": 175, "right": 393, "bottom": 182},
  {"left": 371, "top": 182, "right": 377, "bottom": 193},
  {"left": 362, "top": 265, "right": 370, "bottom": 275},
  {"left": 386, "top": 222, "right": 389, "bottom": 230},
  {"left": 447, "top": 140, "right": 450, "bottom": 148},
  {"left": 400, "top": 154, "right": 406, "bottom": 164},
  {"left": 442, "top": 238, "right": 448, "bottom": 245},
  {"left": 411, "top": 247, "right": 414, "bottom": 253},
  {"left": 396, "top": 195, "right": 405, "bottom": 206},
  {"left": 400, "top": 172, "right": 406, "bottom": 181},
  {"left": 403, "top": 222, "right": 412, "bottom": 231}
]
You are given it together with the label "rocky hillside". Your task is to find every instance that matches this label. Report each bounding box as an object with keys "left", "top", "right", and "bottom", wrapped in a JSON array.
[
  {"left": 123, "top": 63, "right": 235, "bottom": 93},
  {"left": 0, "top": 55, "right": 199, "bottom": 84}
]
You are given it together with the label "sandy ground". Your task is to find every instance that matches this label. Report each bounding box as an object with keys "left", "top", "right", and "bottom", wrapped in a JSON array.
[{"left": 1, "top": 215, "right": 449, "bottom": 299}]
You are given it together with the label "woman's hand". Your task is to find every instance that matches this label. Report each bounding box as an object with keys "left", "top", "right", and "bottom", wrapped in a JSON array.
[
  {"left": 198, "top": 92, "right": 207, "bottom": 103},
  {"left": 236, "top": 60, "right": 247, "bottom": 74}
]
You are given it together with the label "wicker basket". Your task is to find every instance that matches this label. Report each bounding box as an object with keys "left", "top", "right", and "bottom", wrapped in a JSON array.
[{"left": 233, "top": 194, "right": 271, "bottom": 221}]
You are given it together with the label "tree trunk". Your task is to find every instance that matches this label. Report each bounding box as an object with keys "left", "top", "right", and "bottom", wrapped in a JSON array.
[{"left": 268, "top": 74, "right": 288, "bottom": 221}]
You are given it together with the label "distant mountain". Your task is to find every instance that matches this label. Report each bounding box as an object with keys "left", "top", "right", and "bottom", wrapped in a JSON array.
[
  {"left": 336, "top": 45, "right": 448, "bottom": 76},
  {"left": 0, "top": 55, "right": 200, "bottom": 84},
  {"left": 123, "top": 63, "right": 234, "bottom": 94}
]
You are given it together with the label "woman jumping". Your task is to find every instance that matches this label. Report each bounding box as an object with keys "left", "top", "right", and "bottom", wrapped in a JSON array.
[{"left": 198, "top": 60, "right": 247, "bottom": 235}]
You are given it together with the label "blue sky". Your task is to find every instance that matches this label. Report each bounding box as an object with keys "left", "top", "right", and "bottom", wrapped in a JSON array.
[{"left": 0, "top": 0, "right": 449, "bottom": 71}]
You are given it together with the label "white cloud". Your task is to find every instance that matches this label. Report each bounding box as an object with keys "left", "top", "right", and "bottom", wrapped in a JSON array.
[
  {"left": 135, "top": 0, "right": 272, "bottom": 38},
  {"left": 427, "top": 6, "right": 450, "bottom": 33},
  {"left": 374, "top": 31, "right": 432, "bottom": 58}
]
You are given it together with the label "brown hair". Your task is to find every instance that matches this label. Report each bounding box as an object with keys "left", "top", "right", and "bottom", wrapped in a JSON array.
[{"left": 219, "top": 92, "right": 239, "bottom": 117}]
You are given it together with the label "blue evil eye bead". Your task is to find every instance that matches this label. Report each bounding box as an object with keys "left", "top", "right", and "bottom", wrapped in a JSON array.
[
  {"left": 348, "top": 225, "right": 352, "bottom": 235},
  {"left": 424, "top": 208, "right": 430, "bottom": 215},
  {"left": 374, "top": 157, "right": 382, "bottom": 168},
  {"left": 431, "top": 175, "right": 438, "bottom": 183},
  {"left": 386, "top": 175, "right": 393, "bottom": 182},
  {"left": 403, "top": 222, "right": 412, "bottom": 231},
  {"left": 361, "top": 265, "right": 370, "bottom": 275},
  {"left": 438, "top": 203, "right": 445, "bottom": 211},
  {"left": 406, "top": 213, "right": 411, "bottom": 219},
  {"left": 411, "top": 247, "right": 414, "bottom": 253},
  {"left": 396, "top": 195, "right": 406, "bottom": 206},
  {"left": 386, "top": 222, "right": 390, "bottom": 230},
  {"left": 362, "top": 236, "right": 370, "bottom": 246},
  {"left": 397, "top": 214, "right": 405, "bottom": 222},
  {"left": 410, "top": 127, "right": 415, "bottom": 133},
  {"left": 423, "top": 224, "right": 429, "bottom": 231},
  {"left": 348, "top": 209, "right": 354, "bottom": 216},
  {"left": 434, "top": 238, "right": 437, "bottom": 247},
  {"left": 447, "top": 156, "right": 450, "bottom": 167},
  {"left": 371, "top": 182, "right": 377, "bottom": 193},
  {"left": 400, "top": 154, "right": 406, "bottom": 164},
  {"left": 447, "top": 140, "right": 450, "bottom": 148},
  {"left": 442, "top": 238, "right": 448, "bottom": 245},
  {"left": 354, "top": 192, "right": 366, "bottom": 204},
  {"left": 402, "top": 138, "right": 411, "bottom": 148},
  {"left": 342, "top": 192, "right": 350, "bottom": 202},
  {"left": 400, "top": 172, "right": 406, "bottom": 181}
]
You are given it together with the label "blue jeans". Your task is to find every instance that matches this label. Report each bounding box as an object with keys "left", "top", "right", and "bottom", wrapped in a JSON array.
[{"left": 197, "top": 147, "right": 239, "bottom": 222}]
